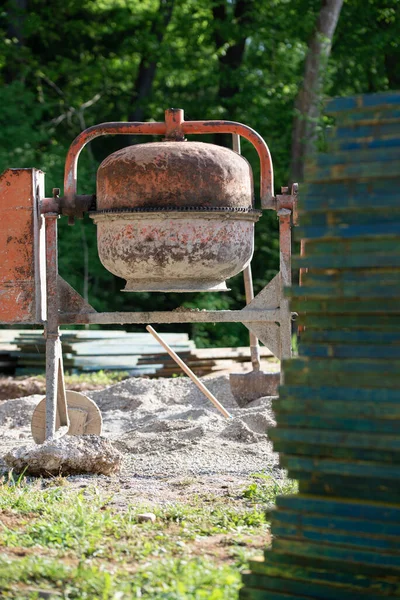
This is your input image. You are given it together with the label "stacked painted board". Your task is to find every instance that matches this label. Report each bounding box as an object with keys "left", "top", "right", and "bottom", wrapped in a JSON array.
[
  {"left": 9, "top": 330, "right": 195, "bottom": 375},
  {"left": 240, "top": 90, "right": 400, "bottom": 599}
]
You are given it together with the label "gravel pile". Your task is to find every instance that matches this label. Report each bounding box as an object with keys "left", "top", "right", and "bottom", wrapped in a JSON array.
[{"left": 0, "top": 375, "right": 280, "bottom": 479}]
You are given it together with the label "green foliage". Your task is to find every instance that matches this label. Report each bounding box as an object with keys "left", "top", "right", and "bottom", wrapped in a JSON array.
[{"left": 1, "top": 0, "right": 399, "bottom": 345}]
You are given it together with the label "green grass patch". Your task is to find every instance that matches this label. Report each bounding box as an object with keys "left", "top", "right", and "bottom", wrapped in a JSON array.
[
  {"left": 0, "top": 475, "right": 280, "bottom": 599},
  {"left": 241, "top": 474, "right": 298, "bottom": 504}
]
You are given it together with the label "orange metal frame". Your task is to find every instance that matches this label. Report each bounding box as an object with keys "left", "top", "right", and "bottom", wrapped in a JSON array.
[{"left": 59, "top": 109, "right": 274, "bottom": 219}]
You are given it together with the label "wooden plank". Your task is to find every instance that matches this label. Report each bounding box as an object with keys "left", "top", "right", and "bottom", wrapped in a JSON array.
[
  {"left": 273, "top": 400, "right": 400, "bottom": 420},
  {"left": 273, "top": 538, "right": 400, "bottom": 571},
  {"left": 292, "top": 297, "right": 400, "bottom": 313},
  {"left": 294, "top": 314, "right": 400, "bottom": 329},
  {"left": 308, "top": 145, "right": 400, "bottom": 168},
  {"left": 280, "top": 385, "right": 400, "bottom": 403},
  {"left": 273, "top": 442, "right": 400, "bottom": 465},
  {"left": 296, "top": 221, "right": 400, "bottom": 241},
  {"left": 283, "top": 358, "right": 400, "bottom": 388},
  {"left": 299, "top": 344, "right": 400, "bottom": 359},
  {"left": 297, "top": 476, "right": 400, "bottom": 504},
  {"left": 276, "top": 495, "right": 400, "bottom": 521},
  {"left": 248, "top": 558, "right": 400, "bottom": 595},
  {"left": 242, "top": 572, "right": 390, "bottom": 600},
  {"left": 270, "top": 427, "right": 400, "bottom": 448},
  {"left": 240, "top": 586, "right": 311, "bottom": 600},
  {"left": 272, "top": 413, "right": 400, "bottom": 434},
  {"left": 293, "top": 255, "right": 400, "bottom": 270},
  {"left": 281, "top": 455, "right": 400, "bottom": 480},
  {"left": 326, "top": 91, "right": 400, "bottom": 112},
  {"left": 289, "top": 284, "right": 399, "bottom": 299}
]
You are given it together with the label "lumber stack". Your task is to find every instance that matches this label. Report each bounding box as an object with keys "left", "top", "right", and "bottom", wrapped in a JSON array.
[
  {"left": 241, "top": 91, "right": 400, "bottom": 598},
  {"left": 0, "top": 329, "right": 273, "bottom": 377},
  {"left": 137, "top": 346, "right": 273, "bottom": 377},
  {"left": 10, "top": 330, "right": 195, "bottom": 375}
]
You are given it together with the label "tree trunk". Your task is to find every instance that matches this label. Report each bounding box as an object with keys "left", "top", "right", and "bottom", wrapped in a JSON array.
[{"left": 290, "top": 0, "right": 343, "bottom": 183}]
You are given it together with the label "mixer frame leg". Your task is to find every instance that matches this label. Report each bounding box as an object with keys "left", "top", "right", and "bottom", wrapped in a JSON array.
[{"left": 44, "top": 213, "right": 68, "bottom": 440}]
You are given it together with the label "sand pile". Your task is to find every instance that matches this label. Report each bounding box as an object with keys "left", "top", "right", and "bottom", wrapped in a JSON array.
[{"left": 0, "top": 375, "right": 280, "bottom": 478}]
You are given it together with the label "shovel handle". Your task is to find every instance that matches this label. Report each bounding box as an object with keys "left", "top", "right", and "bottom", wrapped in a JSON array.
[{"left": 146, "top": 326, "right": 232, "bottom": 419}]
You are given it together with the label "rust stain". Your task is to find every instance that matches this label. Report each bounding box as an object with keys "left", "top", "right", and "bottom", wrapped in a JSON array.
[{"left": 0, "top": 169, "right": 38, "bottom": 322}]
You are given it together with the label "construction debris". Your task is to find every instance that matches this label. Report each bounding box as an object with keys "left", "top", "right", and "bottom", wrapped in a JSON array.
[{"left": 4, "top": 435, "right": 122, "bottom": 477}]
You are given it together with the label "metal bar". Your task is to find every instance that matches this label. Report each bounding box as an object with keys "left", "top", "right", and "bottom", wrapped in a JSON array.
[
  {"left": 278, "top": 208, "right": 292, "bottom": 366},
  {"left": 44, "top": 214, "right": 59, "bottom": 440},
  {"left": 57, "top": 341, "right": 69, "bottom": 429},
  {"left": 233, "top": 131, "right": 262, "bottom": 371},
  {"left": 62, "top": 112, "right": 274, "bottom": 216},
  {"left": 59, "top": 309, "right": 281, "bottom": 325},
  {"left": 146, "top": 326, "right": 232, "bottom": 419}
]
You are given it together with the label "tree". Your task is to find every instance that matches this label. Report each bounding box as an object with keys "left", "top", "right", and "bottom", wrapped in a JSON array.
[{"left": 290, "top": 0, "right": 344, "bottom": 183}]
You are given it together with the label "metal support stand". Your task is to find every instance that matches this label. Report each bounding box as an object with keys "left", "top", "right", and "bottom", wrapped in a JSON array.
[{"left": 44, "top": 213, "right": 69, "bottom": 440}]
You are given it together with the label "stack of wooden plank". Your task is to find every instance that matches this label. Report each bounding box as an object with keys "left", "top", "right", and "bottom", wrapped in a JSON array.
[
  {"left": 241, "top": 91, "right": 400, "bottom": 599},
  {"left": 0, "top": 329, "right": 273, "bottom": 377},
  {"left": 11, "top": 330, "right": 195, "bottom": 375},
  {"left": 137, "top": 346, "right": 273, "bottom": 377}
]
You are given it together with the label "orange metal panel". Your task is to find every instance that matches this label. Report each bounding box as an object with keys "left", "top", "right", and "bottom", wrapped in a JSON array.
[{"left": 0, "top": 168, "right": 45, "bottom": 323}]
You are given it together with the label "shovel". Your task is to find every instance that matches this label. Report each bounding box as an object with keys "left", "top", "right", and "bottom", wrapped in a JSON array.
[{"left": 229, "top": 263, "right": 280, "bottom": 406}]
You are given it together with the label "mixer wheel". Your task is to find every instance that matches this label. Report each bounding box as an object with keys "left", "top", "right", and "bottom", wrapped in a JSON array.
[{"left": 31, "top": 391, "right": 103, "bottom": 444}]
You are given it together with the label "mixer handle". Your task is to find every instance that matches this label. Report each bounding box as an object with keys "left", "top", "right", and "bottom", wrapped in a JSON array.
[{"left": 60, "top": 109, "right": 275, "bottom": 221}]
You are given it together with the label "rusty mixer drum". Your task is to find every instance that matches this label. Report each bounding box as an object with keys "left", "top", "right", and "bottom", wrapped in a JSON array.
[{"left": 91, "top": 141, "right": 261, "bottom": 292}]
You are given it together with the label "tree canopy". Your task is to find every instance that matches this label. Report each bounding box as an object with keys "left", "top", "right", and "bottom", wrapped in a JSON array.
[{"left": 1, "top": 0, "right": 399, "bottom": 345}]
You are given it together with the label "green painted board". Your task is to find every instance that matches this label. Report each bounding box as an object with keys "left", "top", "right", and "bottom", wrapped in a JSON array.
[
  {"left": 270, "top": 428, "right": 400, "bottom": 450},
  {"left": 241, "top": 572, "right": 398, "bottom": 600},
  {"left": 288, "top": 284, "right": 400, "bottom": 299},
  {"left": 298, "top": 331, "right": 400, "bottom": 344},
  {"left": 276, "top": 495, "right": 400, "bottom": 522},
  {"left": 299, "top": 208, "right": 399, "bottom": 227},
  {"left": 272, "top": 441, "right": 400, "bottom": 466},
  {"left": 298, "top": 344, "right": 400, "bottom": 359},
  {"left": 281, "top": 455, "right": 400, "bottom": 480},
  {"left": 239, "top": 586, "right": 311, "bottom": 600},
  {"left": 298, "top": 237, "right": 398, "bottom": 256},
  {"left": 271, "top": 524, "right": 400, "bottom": 553},
  {"left": 293, "top": 255, "right": 400, "bottom": 270},
  {"left": 274, "top": 400, "right": 400, "bottom": 420},
  {"left": 293, "top": 313, "right": 400, "bottom": 329},
  {"left": 295, "top": 221, "right": 400, "bottom": 241},
  {"left": 249, "top": 557, "right": 400, "bottom": 595},
  {"left": 279, "top": 385, "right": 400, "bottom": 403},
  {"left": 273, "top": 412, "right": 400, "bottom": 432},
  {"left": 264, "top": 545, "right": 400, "bottom": 578},
  {"left": 326, "top": 92, "right": 400, "bottom": 112},
  {"left": 283, "top": 358, "right": 400, "bottom": 388},
  {"left": 301, "top": 268, "right": 400, "bottom": 286},
  {"left": 271, "top": 509, "right": 400, "bottom": 539},
  {"left": 307, "top": 145, "right": 400, "bottom": 168},
  {"left": 273, "top": 538, "right": 400, "bottom": 571},
  {"left": 291, "top": 297, "right": 400, "bottom": 313},
  {"left": 306, "top": 160, "right": 400, "bottom": 181},
  {"left": 296, "top": 475, "right": 400, "bottom": 503}
]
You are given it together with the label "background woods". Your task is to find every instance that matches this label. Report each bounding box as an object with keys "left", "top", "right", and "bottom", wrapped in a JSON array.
[{"left": 0, "top": 0, "right": 399, "bottom": 346}]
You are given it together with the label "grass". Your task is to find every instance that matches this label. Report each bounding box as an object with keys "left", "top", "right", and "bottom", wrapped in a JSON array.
[{"left": 0, "top": 471, "right": 298, "bottom": 600}]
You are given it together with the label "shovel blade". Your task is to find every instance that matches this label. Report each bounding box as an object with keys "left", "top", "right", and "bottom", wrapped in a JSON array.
[{"left": 230, "top": 371, "right": 280, "bottom": 407}]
